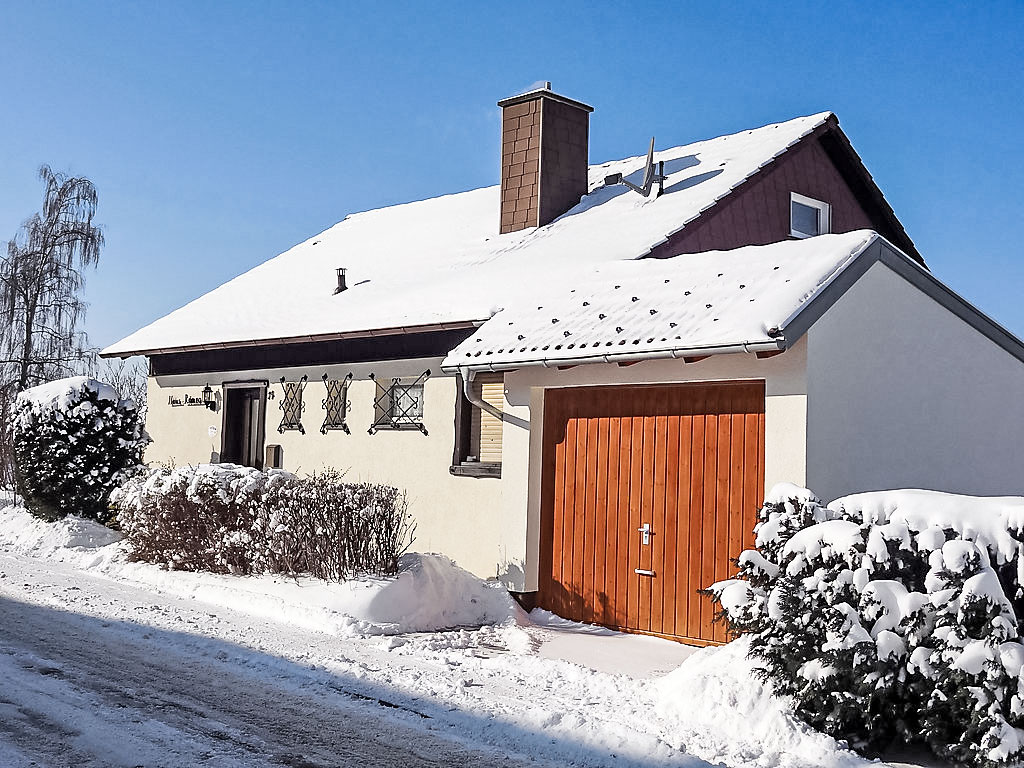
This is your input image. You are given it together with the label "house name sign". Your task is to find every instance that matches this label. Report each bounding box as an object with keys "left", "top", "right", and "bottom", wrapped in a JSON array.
[{"left": 168, "top": 393, "right": 207, "bottom": 407}]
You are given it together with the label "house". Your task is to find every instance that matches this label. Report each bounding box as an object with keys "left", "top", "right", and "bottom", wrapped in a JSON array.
[{"left": 103, "top": 85, "right": 1024, "bottom": 645}]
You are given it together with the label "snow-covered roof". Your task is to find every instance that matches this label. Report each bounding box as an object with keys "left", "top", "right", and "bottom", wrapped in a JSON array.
[
  {"left": 441, "top": 231, "right": 879, "bottom": 371},
  {"left": 103, "top": 112, "right": 835, "bottom": 358},
  {"left": 443, "top": 230, "right": 1024, "bottom": 372}
]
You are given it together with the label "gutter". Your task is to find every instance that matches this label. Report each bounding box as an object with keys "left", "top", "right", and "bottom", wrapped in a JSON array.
[{"left": 445, "top": 338, "right": 786, "bottom": 375}]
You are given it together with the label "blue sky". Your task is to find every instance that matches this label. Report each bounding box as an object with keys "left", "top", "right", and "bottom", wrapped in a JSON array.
[{"left": 0, "top": 1, "right": 1021, "bottom": 348}]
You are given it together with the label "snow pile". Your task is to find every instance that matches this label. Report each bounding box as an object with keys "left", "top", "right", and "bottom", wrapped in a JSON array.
[
  {"left": 0, "top": 507, "right": 122, "bottom": 560},
  {"left": 656, "top": 637, "right": 865, "bottom": 768},
  {"left": 0, "top": 502, "right": 515, "bottom": 635},
  {"left": 13, "top": 376, "right": 147, "bottom": 524},
  {"left": 710, "top": 484, "right": 1024, "bottom": 768}
]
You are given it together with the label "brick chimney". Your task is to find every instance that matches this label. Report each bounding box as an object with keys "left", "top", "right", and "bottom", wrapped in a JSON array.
[{"left": 498, "top": 83, "right": 593, "bottom": 234}]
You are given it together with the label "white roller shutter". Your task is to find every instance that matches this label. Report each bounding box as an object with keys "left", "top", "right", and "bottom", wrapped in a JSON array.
[{"left": 469, "top": 373, "right": 504, "bottom": 464}]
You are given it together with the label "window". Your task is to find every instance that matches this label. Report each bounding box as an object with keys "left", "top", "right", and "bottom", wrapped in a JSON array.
[
  {"left": 389, "top": 382, "right": 424, "bottom": 423},
  {"left": 277, "top": 376, "right": 308, "bottom": 434},
  {"left": 790, "top": 192, "right": 831, "bottom": 238},
  {"left": 451, "top": 372, "right": 503, "bottom": 478},
  {"left": 369, "top": 370, "right": 430, "bottom": 435},
  {"left": 320, "top": 373, "right": 352, "bottom": 434}
]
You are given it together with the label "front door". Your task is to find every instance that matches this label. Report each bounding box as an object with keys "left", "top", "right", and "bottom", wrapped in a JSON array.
[
  {"left": 221, "top": 386, "right": 265, "bottom": 469},
  {"left": 538, "top": 382, "right": 765, "bottom": 644}
]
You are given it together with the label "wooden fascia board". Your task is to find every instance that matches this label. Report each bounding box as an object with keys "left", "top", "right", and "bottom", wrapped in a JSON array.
[
  {"left": 646, "top": 116, "right": 923, "bottom": 268},
  {"left": 816, "top": 119, "right": 923, "bottom": 265}
]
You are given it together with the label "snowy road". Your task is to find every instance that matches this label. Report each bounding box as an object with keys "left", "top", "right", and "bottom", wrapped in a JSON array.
[
  {"left": 0, "top": 553, "right": 549, "bottom": 768},
  {"left": 0, "top": 542, "right": 871, "bottom": 768}
]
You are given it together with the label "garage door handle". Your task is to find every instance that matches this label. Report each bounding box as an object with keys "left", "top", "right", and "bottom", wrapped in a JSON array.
[{"left": 634, "top": 568, "right": 655, "bottom": 577}]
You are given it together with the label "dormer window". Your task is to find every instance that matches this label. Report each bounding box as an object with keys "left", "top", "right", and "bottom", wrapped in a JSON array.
[{"left": 790, "top": 192, "right": 831, "bottom": 238}]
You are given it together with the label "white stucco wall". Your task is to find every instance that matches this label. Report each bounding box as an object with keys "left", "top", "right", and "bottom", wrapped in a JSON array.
[
  {"left": 146, "top": 358, "right": 513, "bottom": 582},
  {"left": 145, "top": 345, "right": 810, "bottom": 593},
  {"left": 806, "top": 261, "right": 1024, "bottom": 501},
  {"left": 502, "top": 344, "right": 809, "bottom": 591}
]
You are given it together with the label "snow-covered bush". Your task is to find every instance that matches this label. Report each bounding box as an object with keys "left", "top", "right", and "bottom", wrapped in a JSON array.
[
  {"left": 110, "top": 464, "right": 414, "bottom": 579},
  {"left": 13, "top": 376, "right": 147, "bottom": 524},
  {"left": 709, "top": 485, "right": 1024, "bottom": 767}
]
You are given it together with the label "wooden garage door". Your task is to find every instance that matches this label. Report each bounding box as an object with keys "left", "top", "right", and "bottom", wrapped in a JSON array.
[{"left": 538, "top": 381, "right": 765, "bottom": 644}]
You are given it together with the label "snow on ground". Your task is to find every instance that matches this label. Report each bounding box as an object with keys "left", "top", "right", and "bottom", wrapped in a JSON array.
[
  {"left": 0, "top": 502, "right": 889, "bottom": 768},
  {"left": 529, "top": 608, "right": 697, "bottom": 677},
  {"left": 0, "top": 503, "right": 515, "bottom": 635},
  {"left": 656, "top": 639, "right": 866, "bottom": 768}
]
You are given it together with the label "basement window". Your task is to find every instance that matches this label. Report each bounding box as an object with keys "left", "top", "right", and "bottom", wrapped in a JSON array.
[
  {"left": 790, "top": 192, "right": 831, "bottom": 238},
  {"left": 451, "top": 372, "right": 503, "bottom": 478}
]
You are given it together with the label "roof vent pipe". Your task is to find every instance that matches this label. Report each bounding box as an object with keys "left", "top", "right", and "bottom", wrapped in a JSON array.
[{"left": 334, "top": 267, "right": 347, "bottom": 294}]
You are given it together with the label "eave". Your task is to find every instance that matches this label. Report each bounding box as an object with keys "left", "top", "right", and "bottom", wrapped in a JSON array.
[{"left": 101, "top": 320, "right": 483, "bottom": 360}]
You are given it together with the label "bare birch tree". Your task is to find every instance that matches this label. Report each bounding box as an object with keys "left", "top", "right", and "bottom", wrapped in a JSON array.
[
  {"left": 0, "top": 165, "right": 103, "bottom": 487},
  {"left": 93, "top": 356, "right": 148, "bottom": 412}
]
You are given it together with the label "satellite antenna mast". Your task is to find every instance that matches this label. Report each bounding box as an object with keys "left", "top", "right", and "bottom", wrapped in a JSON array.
[{"left": 603, "top": 137, "right": 667, "bottom": 197}]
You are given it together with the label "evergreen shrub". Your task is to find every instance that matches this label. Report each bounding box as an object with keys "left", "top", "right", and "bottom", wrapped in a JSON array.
[
  {"left": 13, "top": 376, "right": 147, "bottom": 524},
  {"left": 710, "top": 485, "right": 1024, "bottom": 768},
  {"left": 110, "top": 464, "right": 414, "bottom": 580}
]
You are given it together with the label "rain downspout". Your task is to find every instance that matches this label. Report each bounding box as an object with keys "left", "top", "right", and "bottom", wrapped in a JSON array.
[{"left": 461, "top": 369, "right": 529, "bottom": 430}]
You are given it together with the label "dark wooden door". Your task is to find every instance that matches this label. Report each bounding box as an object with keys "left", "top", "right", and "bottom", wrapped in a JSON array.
[{"left": 538, "top": 381, "right": 765, "bottom": 644}]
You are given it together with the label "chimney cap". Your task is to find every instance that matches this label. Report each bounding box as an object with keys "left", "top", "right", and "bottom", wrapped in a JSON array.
[
  {"left": 333, "top": 266, "right": 347, "bottom": 294},
  {"left": 497, "top": 82, "right": 593, "bottom": 113}
]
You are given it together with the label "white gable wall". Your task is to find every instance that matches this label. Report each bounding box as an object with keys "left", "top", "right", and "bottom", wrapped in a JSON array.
[{"left": 805, "top": 261, "right": 1024, "bottom": 501}]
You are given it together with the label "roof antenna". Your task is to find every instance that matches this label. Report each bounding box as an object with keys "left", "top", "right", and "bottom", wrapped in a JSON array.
[{"left": 604, "top": 137, "right": 666, "bottom": 197}]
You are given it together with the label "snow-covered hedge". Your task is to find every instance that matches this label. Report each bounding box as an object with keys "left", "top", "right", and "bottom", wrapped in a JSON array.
[
  {"left": 110, "top": 464, "right": 414, "bottom": 580},
  {"left": 710, "top": 485, "right": 1024, "bottom": 768},
  {"left": 13, "top": 376, "right": 147, "bottom": 524}
]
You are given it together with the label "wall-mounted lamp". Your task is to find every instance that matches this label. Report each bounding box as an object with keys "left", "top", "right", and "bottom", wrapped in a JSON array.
[{"left": 202, "top": 384, "right": 217, "bottom": 411}]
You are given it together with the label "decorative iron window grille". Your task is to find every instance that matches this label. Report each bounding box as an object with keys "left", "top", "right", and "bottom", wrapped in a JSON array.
[
  {"left": 368, "top": 370, "right": 430, "bottom": 435},
  {"left": 277, "top": 375, "right": 307, "bottom": 434},
  {"left": 321, "top": 373, "right": 352, "bottom": 434}
]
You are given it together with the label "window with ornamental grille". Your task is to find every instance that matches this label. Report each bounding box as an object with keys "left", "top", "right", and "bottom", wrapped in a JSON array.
[
  {"left": 320, "top": 373, "right": 352, "bottom": 434},
  {"left": 277, "top": 376, "right": 307, "bottom": 434},
  {"left": 369, "top": 370, "right": 430, "bottom": 435}
]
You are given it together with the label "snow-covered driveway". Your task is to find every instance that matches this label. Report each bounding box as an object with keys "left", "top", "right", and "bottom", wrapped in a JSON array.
[{"left": 0, "top": 553, "right": 551, "bottom": 768}]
